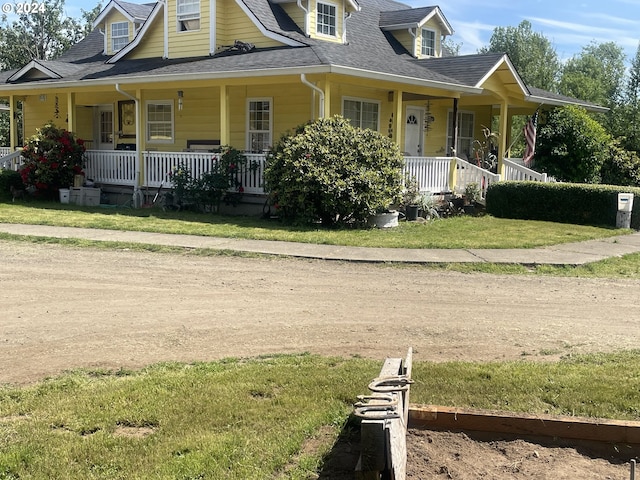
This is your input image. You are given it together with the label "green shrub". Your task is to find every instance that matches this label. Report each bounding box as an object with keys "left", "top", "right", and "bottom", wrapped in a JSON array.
[
  {"left": 167, "top": 146, "right": 246, "bottom": 212},
  {"left": 535, "top": 106, "right": 610, "bottom": 184},
  {"left": 600, "top": 140, "right": 640, "bottom": 187},
  {"left": 0, "top": 169, "right": 23, "bottom": 200},
  {"left": 486, "top": 181, "right": 640, "bottom": 228},
  {"left": 264, "top": 116, "right": 404, "bottom": 226},
  {"left": 19, "top": 123, "right": 86, "bottom": 199}
]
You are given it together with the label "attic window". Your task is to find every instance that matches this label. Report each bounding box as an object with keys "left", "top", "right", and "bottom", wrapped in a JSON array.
[
  {"left": 421, "top": 28, "right": 436, "bottom": 57},
  {"left": 111, "top": 22, "right": 129, "bottom": 52},
  {"left": 177, "top": 0, "right": 200, "bottom": 31},
  {"left": 316, "top": 1, "right": 337, "bottom": 37}
]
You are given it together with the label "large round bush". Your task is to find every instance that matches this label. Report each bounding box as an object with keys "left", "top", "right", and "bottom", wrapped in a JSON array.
[
  {"left": 19, "top": 123, "right": 86, "bottom": 198},
  {"left": 264, "top": 116, "right": 404, "bottom": 226},
  {"left": 535, "top": 106, "right": 610, "bottom": 183}
]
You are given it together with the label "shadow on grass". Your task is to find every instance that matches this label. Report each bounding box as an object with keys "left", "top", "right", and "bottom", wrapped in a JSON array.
[{"left": 316, "top": 415, "right": 363, "bottom": 479}]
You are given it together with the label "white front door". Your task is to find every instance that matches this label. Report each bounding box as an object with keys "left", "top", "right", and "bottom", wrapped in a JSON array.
[
  {"left": 404, "top": 107, "right": 424, "bottom": 156},
  {"left": 96, "top": 105, "right": 114, "bottom": 150}
]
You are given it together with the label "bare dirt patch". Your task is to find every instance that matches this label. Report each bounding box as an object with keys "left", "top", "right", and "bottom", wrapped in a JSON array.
[{"left": 2, "top": 240, "right": 639, "bottom": 477}]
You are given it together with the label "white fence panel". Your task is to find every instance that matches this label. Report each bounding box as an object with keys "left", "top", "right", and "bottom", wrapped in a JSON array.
[
  {"left": 0, "top": 147, "right": 11, "bottom": 158},
  {"left": 403, "top": 157, "right": 452, "bottom": 193},
  {"left": 503, "top": 158, "right": 549, "bottom": 182},
  {"left": 240, "top": 153, "right": 266, "bottom": 194},
  {"left": 0, "top": 149, "right": 23, "bottom": 170},
  {"left": 85, "top": 150, "right": 137, "bottom": 186}
]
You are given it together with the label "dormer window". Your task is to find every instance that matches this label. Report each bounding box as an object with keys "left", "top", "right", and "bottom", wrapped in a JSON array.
[
  {"left": 177, "top": 0, "right": 200, "bottom": 31},
  {"left": 317, "top": 1, "right": 337, "bottom": 37},
  {"left": 421, "top": 28, "right": 436, "bottom": 57},
  {"left": 111, "top": 22, "right": 129, "bottom": 52}
]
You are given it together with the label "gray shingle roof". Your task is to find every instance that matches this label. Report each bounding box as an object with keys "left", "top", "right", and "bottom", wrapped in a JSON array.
[
  {"left": 0, "top": 0, "right": 605, "bottom": 112},
  {"left": 116, "top": 0, "right": 155, "bottom": 21},
  {"left": 379, "top": 6, "right": 436, "bottom": 28}
]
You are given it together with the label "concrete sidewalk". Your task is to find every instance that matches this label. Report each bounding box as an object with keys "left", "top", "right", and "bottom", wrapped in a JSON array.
[{"left": 2, "top": 222, "right": 640, "bottom": 265}]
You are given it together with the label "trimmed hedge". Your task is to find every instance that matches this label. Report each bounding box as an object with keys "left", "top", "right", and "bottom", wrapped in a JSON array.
[{"left": 486, "top": 181, "right": 640, "bottom": 229}]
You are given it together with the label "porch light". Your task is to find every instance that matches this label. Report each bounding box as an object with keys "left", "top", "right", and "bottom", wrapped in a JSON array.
[
  {"left": 177, "top": 90, "right": 183, "bottom": 111},
  {"left": 39, "top": 94, "right": 47, "bottom": 102}
]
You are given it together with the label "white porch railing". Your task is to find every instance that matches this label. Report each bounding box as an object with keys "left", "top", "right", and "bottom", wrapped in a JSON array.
[
  {"left": 0, "top": 149, "right": 23, "bottom": 171},
  {"left": 78, "top": 151, "right": 553, "bottom": 200},
  {"left": 142, "top": 151, "right": 266, "bottom": 194},
  {"left": 403, "top": 156, "right": 453, "bottom": 193},
  {"left": 84, "top": 150, "right": 138, "bottom": 186},
  {"left": 503, "top": 158, "right": 549, "bottom": 182},
  {"left": 454, "top": 158, "right": 502, "bottom": 200}
]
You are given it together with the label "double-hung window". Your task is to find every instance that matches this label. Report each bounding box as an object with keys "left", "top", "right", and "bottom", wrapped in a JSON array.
[
  {"left": 146, "top": 101, "right": 174, "bottom": 143},
  {"left": 111, "top": 22, "right": 129, "bottom": 52},
  {"left": 343, "top": 98, "right": 379, "bottom": 131},
  {"left": 177, "top": 0, "right": 200, "bottom": 31},
  {"left": 421, "top": 28, "right": 436, "bottom": 57},
  {"left": 247, "top": 99, "right": 272, "bottom": 152},
  {"left": 316, "top": 1, "right": 336, "bottom": 37}
]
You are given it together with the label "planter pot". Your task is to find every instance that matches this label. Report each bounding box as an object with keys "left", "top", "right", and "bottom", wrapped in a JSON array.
[
  {"left": 405, "top": 205, "right": 419, "bottom": 221},
  {"left": 368, "top": 211, "right": 399, "bottom": 228},
  {"left": 463, "top": 204, "right": 475, "bottom": 215},
  {"left": 59, "top": 188, "right": 70, "bottom": 204}
]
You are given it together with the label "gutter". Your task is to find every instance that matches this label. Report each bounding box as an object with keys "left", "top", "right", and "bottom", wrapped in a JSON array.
[
  {"left": 300, "top": 74, "right": 324, "bottom": 118},
  {"left": 297, "top": 0, "right": 309, "bottom": 36}
]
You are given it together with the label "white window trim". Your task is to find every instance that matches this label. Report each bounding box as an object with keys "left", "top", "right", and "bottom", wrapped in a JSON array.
[
  {"left": 177, "top": 0, "right": 201, "bottom": 32},
  {"left": 447, "top": 110, "right": 475, "bottom": 159},
  {"left": 146, "top": 100, "right": 175, "bottom": 144},
  {"left": 246, "top": 98, "right": 273, "bottom": 152},
  {"left": 111, "top": 21, "right": 129, "bottom": 52},
  {"left": 421, "top": 27, "right": 436, "bottom": 57},
  {"left": 316, "top": 0, "right": 338, "bottom": 38},
  {"left": 342, "top": 96, "right": 381, "bottom": 131}
]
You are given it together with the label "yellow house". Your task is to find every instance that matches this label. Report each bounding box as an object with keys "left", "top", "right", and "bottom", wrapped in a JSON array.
[{"left": 0, "top": 0, "right": 605, "bottom": 198}]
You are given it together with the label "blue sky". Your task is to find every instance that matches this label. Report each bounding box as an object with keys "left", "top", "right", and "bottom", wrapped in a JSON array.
[
  {"left": 405, "top": 0, "right": 640, "bottom": 62},
  {"left": 62, "top": 0, "right": 640, "bottom": 62}
]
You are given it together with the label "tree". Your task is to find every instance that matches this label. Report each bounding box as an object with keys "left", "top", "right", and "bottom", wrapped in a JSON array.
[
  {"left": 559, "top": 42, "right": 626, "bottom": 109},
  {"left": 264, "top": 116, "right": 404, "bottom": 226},
  {"left": 619, "top": 42, "right": 640, "bottom": 152},
  {"left": 479, "top": 20, "right": 560, "bottom": 91},
  {"left": 0, "top": 0, "right": 101, "bottom": 70},
  {"left": 535, "top": 106, "right": 611, "bottom": 184}
]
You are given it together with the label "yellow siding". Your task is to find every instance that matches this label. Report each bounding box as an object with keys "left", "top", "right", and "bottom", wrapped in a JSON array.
[
  {"left": 105, "top": 11, "right": 133, "bottom": 56},
  {"left": 392, "top": 29, "right": 415, "bottom": 56},
  {"left": 219, "top": 0, "right": 283, "bottom": 48},
  {"left": 281, "top": 3, "right": 306, "bottom": 33},
  {"left": 127, "top": 16, "right": 165, "bottom": 59},
  {"left": 23, "top": 94, "right": 69, "bottom": 140},
  {"left": 309, "top": 0, "right": 344, "bottom": 43},
  {"left": 167, "top": 0, "right": 212, "bottom": 58}
]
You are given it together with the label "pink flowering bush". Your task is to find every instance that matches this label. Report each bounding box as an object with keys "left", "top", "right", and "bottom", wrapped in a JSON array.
[{"left": 19, "top": 123, "right": 86, "bottom": 198}]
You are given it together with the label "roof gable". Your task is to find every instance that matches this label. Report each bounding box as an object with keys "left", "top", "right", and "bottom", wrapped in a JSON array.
[
  {"left": 379, "top": 5, "right": 452, "bottom": 35},
  {"left": 107, "top": 2, "right": 164, "bottom": 63},
  {"left": 6, "top": 60, "right": 86, "bottom": 82},
  {"left": 93, "top": 0, "right": 155, "bottom": 28}
]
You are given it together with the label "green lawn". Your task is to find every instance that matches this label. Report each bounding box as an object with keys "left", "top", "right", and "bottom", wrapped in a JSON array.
[
  {"left": 0, "top": 201, "right": 629, "bottom": 249},
  {"left": 1, "top": 352, "right": 639, "bottom": 479}
]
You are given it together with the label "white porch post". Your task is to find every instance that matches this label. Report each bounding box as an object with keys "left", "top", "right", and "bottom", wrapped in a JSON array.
[{"left": 392, "top": 90, "right": 402, "bottom": 145}]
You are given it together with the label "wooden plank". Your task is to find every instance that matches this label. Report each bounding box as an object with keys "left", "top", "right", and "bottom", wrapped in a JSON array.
[
  {"left": 409, "top": 405, "right": 640, "bottom": 445},
  {"left": 388, "top": 415, "right": 407, "bottom": 480}
]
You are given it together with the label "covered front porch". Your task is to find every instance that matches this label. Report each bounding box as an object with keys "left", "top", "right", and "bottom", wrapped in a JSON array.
[{"left": 1, "top": 147, "right": 549, "bottom": 204}]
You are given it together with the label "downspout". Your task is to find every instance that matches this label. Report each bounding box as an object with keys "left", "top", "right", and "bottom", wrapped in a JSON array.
[
  {"left": 408, "top": 28, "right": 416, "bottom": 56},
  {"left": 115, "top": 84, "right": 143, "bottom": 207},
  {"left": 342, "top": 12, "right": 352, "bottom": 44},
  {"left": 162, "top": 0, "right": 169, "bottom": 59},
  {"left": 297, "top": 0, "right": 309, "bottom": 36},
  {"left": 300, "top": 74, "right": 324, "bottom": 118}
]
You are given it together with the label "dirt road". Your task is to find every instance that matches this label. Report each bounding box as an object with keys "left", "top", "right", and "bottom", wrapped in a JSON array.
[{"left": 2, "top": 240, "right": 640, "bottom": 385}]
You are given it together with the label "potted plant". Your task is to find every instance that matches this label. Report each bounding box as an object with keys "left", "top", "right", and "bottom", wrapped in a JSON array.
[
  {"left": 417, "top": 192, "right": 440, "bottom": 220},
  {"left": 463, "top": 182, "right": 481, "bottom": 214},
  {"left": 401, "top": 174, "right": 421, "bottom": 221}
]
